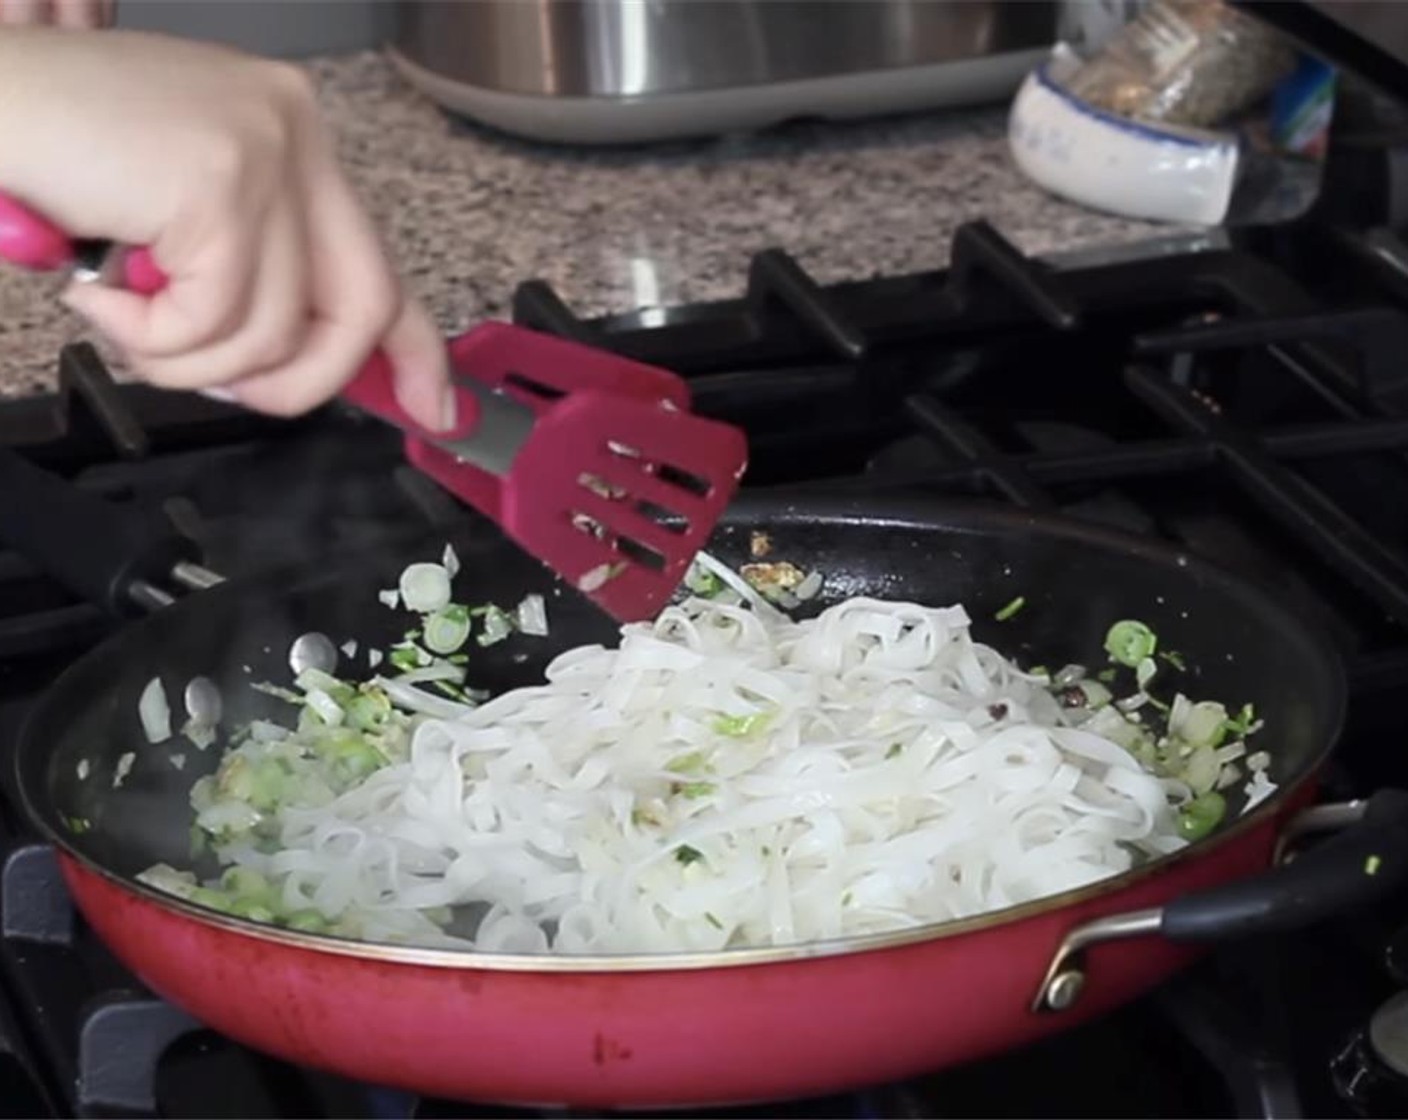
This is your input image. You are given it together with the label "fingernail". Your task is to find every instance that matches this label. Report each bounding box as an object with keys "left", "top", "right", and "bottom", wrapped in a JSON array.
[
  {"left": 197, "top": 386, "right": 239, "bottom": 404},
  {"left": 440, "top": 384, "right": 458, "bottom": 432}
]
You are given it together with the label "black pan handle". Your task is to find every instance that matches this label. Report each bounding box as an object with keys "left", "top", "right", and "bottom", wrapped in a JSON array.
[
  {"left": 1162, "top": 789, "right": 1408, "bottom": 941},
  {"left": 0, "top": 446, "right": 201, "bottom": 615},
  {"left": 1034, "top": 790, "right": 1408, "bottom": 1014}
]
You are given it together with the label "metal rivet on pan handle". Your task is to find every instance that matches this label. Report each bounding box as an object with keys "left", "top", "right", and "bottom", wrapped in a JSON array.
[{"left": 1031, "top": 908, "right": 1163, "bottom": 1014}]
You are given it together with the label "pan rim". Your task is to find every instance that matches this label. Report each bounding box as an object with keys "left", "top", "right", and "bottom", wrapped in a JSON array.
[{"left": 18, "top": 492, "right": 1350, "bottom": 973}]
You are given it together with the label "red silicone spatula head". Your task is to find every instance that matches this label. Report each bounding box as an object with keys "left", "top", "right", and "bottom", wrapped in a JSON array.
[{"left": 409, "top": 388, "right": 748, "bottom": 622}]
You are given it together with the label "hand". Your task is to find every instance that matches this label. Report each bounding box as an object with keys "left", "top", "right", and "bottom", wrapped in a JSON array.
[
  {"left": 0, "top": 28, "right": 452, "bottom": 428},
  {"left": 0, "top": 0, "right": 114, "bottom": 28}
]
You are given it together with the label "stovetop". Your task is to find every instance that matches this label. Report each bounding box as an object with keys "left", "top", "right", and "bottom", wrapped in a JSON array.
[{"left": 8, "top": 210, "right": 1408, "bottom": 1116}]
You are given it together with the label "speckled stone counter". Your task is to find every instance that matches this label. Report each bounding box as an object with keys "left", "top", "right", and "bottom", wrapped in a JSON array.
[{"left": 0, "top": 50, "right": 1167, "bottom": 398}]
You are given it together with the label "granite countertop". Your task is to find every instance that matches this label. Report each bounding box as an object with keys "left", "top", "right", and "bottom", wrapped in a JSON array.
[{"left": 0, "top": 50, "right": 1166, "bottom": 398}]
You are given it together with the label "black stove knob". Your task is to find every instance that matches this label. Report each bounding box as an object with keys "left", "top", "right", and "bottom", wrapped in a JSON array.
[{"left": 1333, "top": 992, "right": 1408, "bottom": 1116}]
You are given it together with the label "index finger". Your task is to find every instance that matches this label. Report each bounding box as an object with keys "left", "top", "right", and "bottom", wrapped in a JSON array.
[{"left": 226, "top": 161, "right": 445, "bottom": 419}]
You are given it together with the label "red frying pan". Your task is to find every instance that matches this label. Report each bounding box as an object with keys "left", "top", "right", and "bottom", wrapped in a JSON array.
[{"left": 4, "top": 469, "right": 1401, "bottom": 1108}]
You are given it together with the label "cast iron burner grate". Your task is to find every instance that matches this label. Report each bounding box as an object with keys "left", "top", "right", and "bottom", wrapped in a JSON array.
[{"left": 6, "top": 220, "right": 1408, "bottom": 1116}]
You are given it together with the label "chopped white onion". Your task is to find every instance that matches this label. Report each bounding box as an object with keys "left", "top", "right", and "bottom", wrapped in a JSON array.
[
  {"left": 378, "top": 589, "right": 400, "bottom": 610},
  {"left": 76, "top": 758, "right": 90, "bottom": 781},
  {"left": 516, "top": 594, "right": 549, "bottom": 636},
  {"left": 442, "top": 544, "right": 460, "bottom": 579},
  {"left": 341, "top": 640, "right": 359, "bottom": 659},
  {"left": 1242, "top": 769, "right": 1278, "bottom": 813},
  {"left": 138, "top": 677, "right": 172, "bottom": 744},
  {"left": 113, "top": 751, "right": 135, "bottom": 789}
]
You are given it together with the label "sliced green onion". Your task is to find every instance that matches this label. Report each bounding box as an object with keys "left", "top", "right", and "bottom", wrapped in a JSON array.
[
  {"left": 994, "top": 596, "right": 1026, "bottom": 622},
  {"left": 1180, "top": 700, "right": 1229, "bottom": 748},
  {"left": 286, "top": 908, "right": 330, "bottom": 933},
  {"left": 324, "top": 733, "right": 389, "bottom": 783},
  {"left": 665, "top": 750, "right": 709, "bottom": 774},
  {"left": 423, "top": 604, "right": 472, "bottom": 655},
  {"left": 189, "top": 887, "right": 233, "bottom": 913},
  {"left": 476, "top": 605, "right": 514, "bottom": 647},
  {"left": 1223, "top": 702, "right": 1258, "bottom": 738},
  {"left": 704, "top": 912, "right": 723, "bottom": 930},
  {"left": 684, "top": 562, "right": 724, "bottom": 598},
  {"left": 344, "top": 688, "right": 392, "bottom": 732},
  {"left": 1177, "top": 791, "right": 1226, "bottom": 841},
  {"left": 1104, "top": 620, "right": 1157, "bottom": 668},
  {"left": 220, "top": 866, "right": 270, "bottom": 900},
  {"left": 678, "top": 781, "right": 715, "bottom": 799},
  {"left": 227, "top": 897, "right": 276, "bottom": 923},
  {"left": 713, "top": 712, "right": 770, "bottom": 737},
  {"left": 1366, "top": 854, "right": 1383, "bottom": 876},
  {"left": 294, "top": 667, "right": 353, "bottom": 702},
  {"left": 675, "top": 844, "right": 704, "bottom": 866}
]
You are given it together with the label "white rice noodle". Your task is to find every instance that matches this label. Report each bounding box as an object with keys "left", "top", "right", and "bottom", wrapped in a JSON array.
[{"left": 215, "top": 594, "right": 1192, "bottom": 954}]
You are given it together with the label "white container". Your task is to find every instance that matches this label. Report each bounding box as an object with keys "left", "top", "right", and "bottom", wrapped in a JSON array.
[{"left": 1007, "top": 47, "right": 1239, "bottom": 226}]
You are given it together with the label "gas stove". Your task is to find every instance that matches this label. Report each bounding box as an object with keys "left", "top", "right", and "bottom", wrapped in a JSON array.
[
  {"left": 18, "top": 93, "right": 1408, "bottom": 1116},
  {"left": 1, "top": 210, "right": 1408, "bottom": 1119}
]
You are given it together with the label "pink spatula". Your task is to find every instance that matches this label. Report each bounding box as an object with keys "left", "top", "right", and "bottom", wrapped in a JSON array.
[{"left": 0, "top": 193, "right": 749, "bottom": 622}]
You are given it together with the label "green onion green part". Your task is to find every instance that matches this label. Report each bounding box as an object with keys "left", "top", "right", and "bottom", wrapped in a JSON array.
[
  {"left": 1176, "top": 791, "right": 1227, "bottom": 842},
  {"left": 675, "top": 844, "right": 704, "bottom": 866},
  {"left": 1104, "top": 620, "right": 1158, "bottom": 668},
  {"left": 994, "top": 596, "right": 1026, "bottom": 622}
]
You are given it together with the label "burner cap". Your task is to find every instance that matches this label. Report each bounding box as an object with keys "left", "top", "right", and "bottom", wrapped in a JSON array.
[{"left": 1370, "top": 991, "right": 1408, "bottom": 1078}]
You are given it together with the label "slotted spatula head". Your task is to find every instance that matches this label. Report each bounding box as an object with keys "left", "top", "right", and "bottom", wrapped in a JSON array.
[{"left": 406, "top": 386, "right": 748, "bottom": 621}]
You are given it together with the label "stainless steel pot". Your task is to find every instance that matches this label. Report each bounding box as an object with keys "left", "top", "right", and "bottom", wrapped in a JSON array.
[{"left": 389, "top": 0, "right": 1059, "bottom": 144}]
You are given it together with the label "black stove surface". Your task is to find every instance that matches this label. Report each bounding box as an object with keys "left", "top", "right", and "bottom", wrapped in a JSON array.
[{"left": 6, "top": 215, "right": 1408, "bottom": 1118}]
